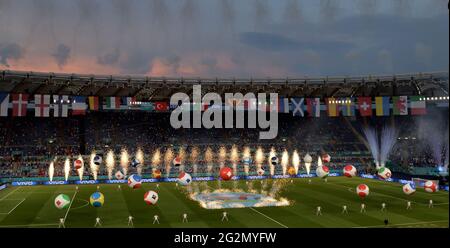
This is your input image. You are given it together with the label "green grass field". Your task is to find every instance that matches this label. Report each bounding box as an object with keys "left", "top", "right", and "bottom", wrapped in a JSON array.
[{"left": 0, "top": 177, "right": 448, "bottom": 228}]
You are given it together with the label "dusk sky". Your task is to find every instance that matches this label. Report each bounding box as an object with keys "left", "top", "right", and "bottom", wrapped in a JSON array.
[{"left": 0, "top": 0, "right": 448, "bottom": 77}]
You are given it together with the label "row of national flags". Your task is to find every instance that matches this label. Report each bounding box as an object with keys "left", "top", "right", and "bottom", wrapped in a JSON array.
[{"left": 0, "top": 93, "right": 430, "bottom": 117}]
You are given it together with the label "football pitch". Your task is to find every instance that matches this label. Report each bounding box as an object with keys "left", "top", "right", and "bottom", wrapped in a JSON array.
[{"left": 0, "top": 177, "right": 448, "bottom": 228}]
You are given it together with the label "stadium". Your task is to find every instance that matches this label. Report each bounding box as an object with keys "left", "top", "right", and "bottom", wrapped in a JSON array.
[{"left": 0, "top": 0, "right": 449, "bottom": 230}]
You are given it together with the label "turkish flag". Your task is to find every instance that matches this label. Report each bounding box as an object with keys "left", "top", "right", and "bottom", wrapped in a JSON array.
[
  {"left": 357, "top": 97, "right": 372, "bottom": 116},
  {"left": 154, "top": 102, "right": 169, "bottom": 111}
]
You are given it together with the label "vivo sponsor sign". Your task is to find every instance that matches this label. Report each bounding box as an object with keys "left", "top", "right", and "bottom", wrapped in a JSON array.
[
  {"left": 43, "top": 181, "right": 68, "bottom": 185},
  {"left": 141, "top": 179, "right": 159, "bottom": 183},
  {"left": 105, "top": 179, "right": 127, "bottom": 184},
  {"left": 0, "top": 184, "right": 6, "bottom": 191},
  {"left": 398, "top": 179, "right": 413, "bottom": 185},
  {"left": 161, "top": 178, "right": 178, "bottom": 182},
  {"left": 272, "top": 175, "right": 290, "bottom": 179},
  {"left": 75, "top": 180, "right": 98, "bottom": 185},
  {"left": 360, "top": 174, "right": 375, "bottom": 179},
  {"left": 12, "top": 181, "right": 37, "bottom": 186},
  {"left": 193, "top": 177, "right": 215, "bottom": 181},
  {"left": 245, "top": 175, "right": 267, "bottom": 180}
]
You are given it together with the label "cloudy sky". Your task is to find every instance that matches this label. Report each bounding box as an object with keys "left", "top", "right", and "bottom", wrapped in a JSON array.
[{"left": 0, "top": 0, "right": 448, "bottom": 77}]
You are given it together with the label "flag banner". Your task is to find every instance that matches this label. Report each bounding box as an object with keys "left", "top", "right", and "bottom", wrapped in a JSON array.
[
  {"left": 34, "top": 94, "right": 50, "bottom": 117},
  {"left": 121, "top": 96, "right": 136, "bottom": 107},
  {"left": 291, "top": 98, "right": 304, "bottom": 116},
  {"left": 154, "top": 102, "right": 169, "bottom": 112},
  {"left": 357, "top": 97, "right": 372, "bottom": 116},
  {"left": 410, "top": 96, "right": 426, "bottom": 115},
  {"left": 140, "top": 102, "right": 154, "bottom": 111},
  {"left": 53, "top": 95, "right": 69, "bottom": 117},
  {"left": 375, "top": 96, "right": 390, "bottom": 116},
  {"left": 326, "top": 98, "right": 339, "bottom": 117},
  {"left": 12, "top": 93, "right": 28, "bottom": 117},
  {"left": 106, "top": 97, "right": 121, "bottom": 109},
  {"left": 306, "top": 98, "right": 320, "bottom": 117},
  {"left": 340, "top": 98, "right": 355, "bottom": 117},
  {"left": 88, "top": 96, "right": 99, "bottom": 111},
  {"left": 0, "top": 92, "right": 9, "bottom": 117},
  {"left": 278, "top": 97, "right": 290, "bottom": 113},
  {"left": 393, "top": 96, "right": 408, "bottom": 115},
  {"left": 72, "top": 96, "right": 87, "bottom": 115},
  {"left": 202, "top": 101, "right": 211, "bottom": 111}
]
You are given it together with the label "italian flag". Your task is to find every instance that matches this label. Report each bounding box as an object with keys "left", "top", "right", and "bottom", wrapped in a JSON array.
[
  {"left": 410, "top": 96, "right": 426, "bottom": 115},
  {"left": 106, "top": 97, "right": 121, "bottom": 109}
]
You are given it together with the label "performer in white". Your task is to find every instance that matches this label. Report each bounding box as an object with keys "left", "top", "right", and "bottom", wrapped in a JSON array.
[
  {"left": 97, "top": 186, "right": 100, "bottom": 190},
  {"left": 308, "top": 179, "right": 311, "bottom": 184},
  {"left": 342, "top": 205, "right": 348, "bottom": 214},
  {"left": 118, "top": 185, "right": 121, "bottom": 190},
  {"left": 221, "top": 211, "right": 229, "bottom": 222},
  {"left": 153, "top": 215, "right": 160, "bottom": 224},
  {"left": 59, "top": 218, "right": 65, "bottom": 228},
  {"left": 128, "top": 216, "right": 134, "bottom": 227},
  {"left": 94, "top": 217, "right": 102, "bottom": 227},
  {"left": 360, "top": 203, "right": 366, "bottom": 213},
  {"left": 182, "top": 213, "right": 188, "bottom": 223},
  {"left": 75, "top": 186, "right": 79, "bottom": 191},
  {"left": 316, "top": 206, "right": 322, "bottom": 216},
  {"left": 156, "top": 183, "right": 160, "bottom": 189},
  {"left": 381, "top": 203, "right": 387, "bottom": 212},
  {"left": 406, "top": 201, "right": 412, "bottom": 210},
  {"left": 428, "top": 199, "right": 434, "bottom": 208}
]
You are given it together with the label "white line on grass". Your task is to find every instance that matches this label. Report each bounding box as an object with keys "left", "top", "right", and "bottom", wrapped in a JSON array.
[
  {"left": 63, "top": 190, "right": 78, "bottom": 223},
  {"left": 249, "top": 207, "right": 288, "bottom": 228},
  {"left": 5, "top": 198, "right": 26, "bottom": 215},
  {"left": 353, "top": 220, "right": 449, "bottom": 228},
  {"left": 0, "top": 187, "right": 21, "bottom": 201}
]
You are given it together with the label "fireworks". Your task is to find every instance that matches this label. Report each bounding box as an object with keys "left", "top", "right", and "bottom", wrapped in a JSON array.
[{"left": 105, "top": 150, "right": 115, "bottom": 180}]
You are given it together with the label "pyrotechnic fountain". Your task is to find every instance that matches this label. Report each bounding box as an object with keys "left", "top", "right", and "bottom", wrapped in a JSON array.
[
  {"left": 303, "top": 153, "right": 312, "bottom": 175},
  {"left": 281, "top": 150, "right": 289, "bottom": 176},
  {"left": 178, "top": 147, "right": 186, "bottom": 172},
  {"left": 269, "top": 148, "right": 276, "bottom": 176},
  {"left": 205, "top": 147, "right": 214, "bottom": 176},
  {"left": 64, "top": 158, "right": 70, "bottom": 181},
  {"left": 242, "top": 147, "right": 251, "bottom": 176},
  {"left": 152, "top": 149, "right": 161, "bottom": 172},
  {"left": 379, "top": 126, "right": 398, "bottom": 168},
  {"left": 218, "top": 146, "right": 227, "bottom": 188},
  {"left": 230, "top": 145, "right": 239, "bottom": 189},
  {"left": 164, "top": 147, "right": 174, "bottom": 178},
  {"left": 49, "top": 161, "right": 54, "bottom": 181},
  {"left": 89, "top": 152, "right": 98, "bottom": 180},
  {"left": 136, "top": 148, "right": 144, "bottom": 175},
  {"left": 292, "top": 150, "right": 300, "bottom": 174},
  {"left": 363, "top": 127, "right": 380, "bottom": 168},
  {"left": 105, "top": 150, "right": 115, "bottom": 180},
  {"left": 190, "top": 147, "right": 199, "bottom": 176},
  {"left": 120, "top": 148, "right": 129, "bottom": 176}
]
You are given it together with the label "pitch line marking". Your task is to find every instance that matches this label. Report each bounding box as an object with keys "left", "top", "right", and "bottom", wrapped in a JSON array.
[
  {"left": 249, "top": 207, "right": 288, "bottom": 228},
  {"left": 70, "top": 199, "right": 89, "bottom": 210},
  {"left": 0, "top": 187, "right": 20, "bottom": 201},
  {"left": 63, "top": 190, "right": 78, "bottom": 223},
  {"left": 353, "top": 220, "right": 449, "bottom": 228},
  {"left": 5, "top": 198, "right": 26, "bottom": 215}
]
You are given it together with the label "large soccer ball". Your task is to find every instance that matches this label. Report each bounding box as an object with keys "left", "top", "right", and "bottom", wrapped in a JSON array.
[
  {"left": 220, "top": 167, "right": 233, "bottom": 181},
  {"left": 270, "top": 156, "right": 278, "bottom": 166},
  {"left": 287, "top": 166, "right": 296, "bottom": 176},
  {"left": 173, "top": 157, "right": 182, "bottom": 167},
  {"left": 403, "top": 183, "right": 416, "bottom": 195},
  {"left": 74, "top": 159, "right": 83, "bottom": 170},
  {"left": 115, "top": 170, "right": 124, "bottom": 180},
  {"left": 257, "top": 168, "right": 265, "bottom": 176},
  {"left": 144, "top": 191, "right": 159, "bottom": 205},
  {"left": 90, "top": 192, "right": 104, "bottom": 207},
  {"left": 377, "top": 167, "right": 392, "bottom": 180},
  {"left": 343, "top": 165, "right": 357, "bottom": 178},
  {"left": 316, "top": 165, "right": 330, "bottom": 179},
  {"left": 54, "top": 194, "right": 70, "bottom": 209},
  {"left": 321, "top": 154, "right": 331, "bottom": 163},
  {"left": 93, "top": 155, "right": 102, "bottom": 166},
  {"left": 178, "top": 172, "right": 192, "bottom": 185},
  {"left": 131, "top": 158, "right": 141, "bottom": 168},
  {"left": 356, "top": 184, "right": 369, "bottom": 198},
  {"left": 424, "top": 180, "right": 437, "bottom": 193},
  {"left": 128, "top": 174, "right": 142, "bottom": 189},
  {"left": 152, "top": 169, "right": 162, "bottom": 179},
  {"left": 303, "top": 154, "right": 312, "bottom": 163}
]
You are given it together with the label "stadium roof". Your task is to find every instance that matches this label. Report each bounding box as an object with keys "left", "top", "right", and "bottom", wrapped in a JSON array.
[{"left": 0, "top": 70, "right": 448, "bottom": 101}]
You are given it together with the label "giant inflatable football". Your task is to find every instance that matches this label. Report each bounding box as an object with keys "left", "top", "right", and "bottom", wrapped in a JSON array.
[
  {"left": 356, "top": 184, "right": 369, "bottom": 198},
  {"left": 402, "top": 183, "right": 416, "bottom": 195},
  {"left": 144, "top": 191, "right": 159, "bottom": 205},
  {"left": 377, "top": 167, "right": 392, "bottom": 180},
  {"left": 178, "top": 172, "right": 192, "bottom": 185},
  {"left": 54, "top": 194, "right": 70, "bottom": 209},
  {"left": 316, "top": 165, "right": 329, "bottom": 179},
  {"left": 343, "top": 164, "right": 356, "bottom": 178},
  {"left": 128, "top": 174, "right": 142, "bottom": 189},
  {"left": 424, "top": 180, "right": 437, "bottom": 193},
  {"left": 220, "top": 167, "right": 233, "bottom": 181}
]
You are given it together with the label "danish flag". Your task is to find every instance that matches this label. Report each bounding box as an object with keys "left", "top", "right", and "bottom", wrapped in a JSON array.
[{"left": 12, "top": 94, "right": 29, "bottom": 117}]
